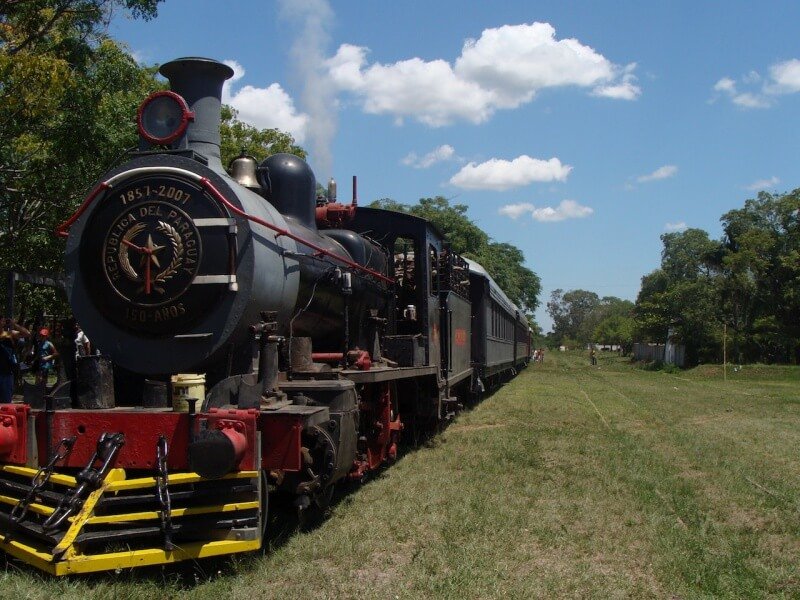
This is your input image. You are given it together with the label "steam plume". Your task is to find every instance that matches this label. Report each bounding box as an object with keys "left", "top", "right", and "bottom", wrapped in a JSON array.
[{"left": 279, "top": 0, "right": 336, "bottom": 180}]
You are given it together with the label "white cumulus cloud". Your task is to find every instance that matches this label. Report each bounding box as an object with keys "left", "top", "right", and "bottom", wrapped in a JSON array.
[
  {"left": 326, "top": 45, "right": 495, "bottom": 127},
  {"left": 637, "top": 165, "right": 678, "bottom": 183},
  {"left": 713, "top": 77, "right": 736, "bottom": 93},
  {"left": 732, "top": 92, "right": 771, "bottom": 109},
  {"left": 499, "top": 200, "right": 593, "bottom": 222},
  {"left": 592, "top": 63, "right": 641, "bottom": 100},
  {"left": 664, "top": 222, "right": 687, "bottom": 232},
  {"left": 531, "top": 200, "right": 593, "bottom": 222},
  {"left": 402, "top": 145, "right": 456, "bottom": 169},
  {"left": 713, "top": 58, "right": 800, "bottom": 109},
  {"left": 326, "top": 21, "right": 639, "bottom": 127},
  {"left": 450, "top": 155, "right": 572, "bottom": 191},
  {"left": 746, "top": 176, "right": 780, "bottom": 191},
  {"left": 768, "top": 59, "right": 800, "bottom": 93},
  {"left": 222, "top": 60, "right": 310, "bottom": 144},
  {"left": 498, "top": 203, "right": 536, "bottom": 219}
]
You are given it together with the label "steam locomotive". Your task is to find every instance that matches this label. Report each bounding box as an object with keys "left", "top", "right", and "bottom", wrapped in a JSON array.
[{"left": 0, "top": 57, "right": 531, "bottom": 575}]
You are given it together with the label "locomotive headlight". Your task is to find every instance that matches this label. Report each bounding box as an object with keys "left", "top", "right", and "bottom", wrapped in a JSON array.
[{"left": 137, "top": 91, "right": 194, "bottom": 145}]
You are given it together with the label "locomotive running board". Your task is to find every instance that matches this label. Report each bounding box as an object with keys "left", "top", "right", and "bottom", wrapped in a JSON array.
[{"left": 0, "top": 466, "right": 261, "bottom": 575}]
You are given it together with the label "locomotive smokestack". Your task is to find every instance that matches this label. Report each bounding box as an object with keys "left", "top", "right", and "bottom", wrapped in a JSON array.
[{"left": 159, "top": 57, "right": 234, "bottom": 170}]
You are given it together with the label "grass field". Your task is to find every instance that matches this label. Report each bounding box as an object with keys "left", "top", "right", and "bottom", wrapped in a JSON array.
[{"left": 2, "top": 351, "right": 799, "bottom": 599}]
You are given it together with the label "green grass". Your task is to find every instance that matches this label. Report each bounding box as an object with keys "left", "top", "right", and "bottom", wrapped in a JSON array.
[{"left": 2, "top": 352, "right": 799, "bottom": 599}]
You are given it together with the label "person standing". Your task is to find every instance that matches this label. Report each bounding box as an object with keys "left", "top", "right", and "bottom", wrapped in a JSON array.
[
  {"left": 74, "top": 323, "right": 91, "bottom": 359},
  {"left": 0, "top": 318, "right": 30, "bottom": 403},
  {"left": 36, "top": 328, "right": 58, "bottom": 387}
]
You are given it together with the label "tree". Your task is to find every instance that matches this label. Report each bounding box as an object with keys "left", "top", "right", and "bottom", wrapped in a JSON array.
[
  {"left": 660, "top": 228, "right": 720, "bottom": 280},
  {"left": 0, "top": 1, "right": 161, "bottom": 57},
  {"left": 594, "top": 314, "right": 635, "bottom": 354},
  {"left": 719, "top": 190, "right": 800, "bottom": 362},
  {"left": 219, "top": 105, "right": 306, "bottom": 167},
  {"left": 634, "top": 229, "right": 724, "bottom": 365},
  {"left": 577, "top": 296, "right": 633, "bottom": 342},
  {"left": 546, "top": 289, "right": 600, "bottom": 343},
  {"left": 0, "top": 1, "right": 163, "bottom": 316},
  {"left": 477, "top": 242, "right": 541, "bottom": 316},
  {"left": 0, "top": 39, "right": 160, "bottom": 273}
]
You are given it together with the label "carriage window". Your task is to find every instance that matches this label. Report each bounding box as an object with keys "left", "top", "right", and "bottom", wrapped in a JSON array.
[{"left": 429, "top": 245, "right": 439, "bottom": 296}]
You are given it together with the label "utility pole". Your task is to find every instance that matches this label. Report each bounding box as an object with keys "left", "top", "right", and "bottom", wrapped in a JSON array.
[{"left": 723, "top": 323, "right": 727, "bottom": 382}]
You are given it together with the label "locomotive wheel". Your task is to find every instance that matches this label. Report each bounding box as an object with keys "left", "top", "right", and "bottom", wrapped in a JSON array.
[{"left": 296, "top": 425, "right": 337, "bottom": 514}]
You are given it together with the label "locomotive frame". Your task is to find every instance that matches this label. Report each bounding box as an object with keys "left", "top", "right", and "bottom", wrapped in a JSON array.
[{"left": 0, "top": 57, "right": 532, "bottom": 575}]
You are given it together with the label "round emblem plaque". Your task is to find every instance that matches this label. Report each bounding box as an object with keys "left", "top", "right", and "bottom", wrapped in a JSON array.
[
  {"left": 80, "top": 171, "right": 230, "bottom": 336},
  {"left": 102, "top": 201, "right": 202, "bottom": 307}
]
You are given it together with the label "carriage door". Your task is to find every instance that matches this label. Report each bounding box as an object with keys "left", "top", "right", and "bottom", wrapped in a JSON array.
[{"left": 438, "top": 250, "right": 471, "bottom": 386}]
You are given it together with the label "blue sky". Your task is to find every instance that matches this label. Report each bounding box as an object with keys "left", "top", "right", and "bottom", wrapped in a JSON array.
[{"left": 111, "top": 0, "right": 800, "bottom": 331}]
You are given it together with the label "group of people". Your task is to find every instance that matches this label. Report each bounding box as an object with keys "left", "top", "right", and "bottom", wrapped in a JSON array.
[
  {"left": 532, "top": 347, "right": 545, "bottom": 363},
  {"left": 0, "top": 318, "right": 91, "bottom": 403}
]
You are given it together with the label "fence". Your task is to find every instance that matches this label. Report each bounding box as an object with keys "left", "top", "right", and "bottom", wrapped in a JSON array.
[{"left": 632, "top": 342, "right": 685, "bottom": 367}]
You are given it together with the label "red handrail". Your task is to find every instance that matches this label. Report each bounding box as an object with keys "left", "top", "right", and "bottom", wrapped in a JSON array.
[
  {"left": 55, "top": 182, "right": 110, "bottom": 238},
  {"left": 198, "top": 177, "right": 393, "bottom": 285}
]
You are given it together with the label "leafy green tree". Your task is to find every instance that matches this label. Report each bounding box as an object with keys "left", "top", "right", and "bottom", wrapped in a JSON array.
[
  {"left": 577, "top": 296, "right": 633, "bottom": 342},
  {"left": 546, "top": 289, "right": 600, "bottom": 343},
  {"left": 0, "top": 39, "right": 159, "bottom": 271},
  {"left": 720, "top": 190, "right": 800, "bottom": 362},
  {"left": 594, "top": 314, "right": 635, "bottom": 354},
  {"left": 477, "top": 241, "right": 541, "bottom": 316},
  {"left": 635, "top": 229, "right": 724, "bottom": 365},
  {"left": 0, "top": 1, "right": 161, "bottom": 57},
  {"left": 219, "top": 105, "right": 306, "bottom": 167},
  {"left": 633, "top": 269, "right": 671, "bottom": 342},
  {"left": 0, "top": 1, "right": 163, "bottom": 316},
  {"left": 660, "top": 228, "right": 720, "bottom": 280}
]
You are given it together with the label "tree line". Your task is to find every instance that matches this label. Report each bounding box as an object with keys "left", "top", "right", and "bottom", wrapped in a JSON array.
[
  {"left": 636, "top": 189, "right": 800, "bottom": 365},
  {"left": 548, "top": 188, "right": 800, "bottom": 365},
  {"left": 546, "top": 290, "right": 634, "bottom": 353}
]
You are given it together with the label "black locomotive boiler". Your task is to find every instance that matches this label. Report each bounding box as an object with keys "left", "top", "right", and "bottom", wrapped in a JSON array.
[{"left": 0, "top": 57, "right": 531, "bottom": 575}]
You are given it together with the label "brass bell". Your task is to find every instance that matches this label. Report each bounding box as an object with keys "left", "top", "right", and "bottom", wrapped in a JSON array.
[{"left": 228, "top": 151, "right": 260, "bottom": 190}]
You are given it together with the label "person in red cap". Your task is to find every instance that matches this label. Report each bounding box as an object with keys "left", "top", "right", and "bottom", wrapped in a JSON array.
[{"left": 35, "top": 327, "right": 58, "bottom": 387}]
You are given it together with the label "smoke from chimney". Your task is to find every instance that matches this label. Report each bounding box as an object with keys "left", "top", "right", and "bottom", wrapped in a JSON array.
[{"left": 278, "top": 0, "right": 337, "bottom": 181}]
